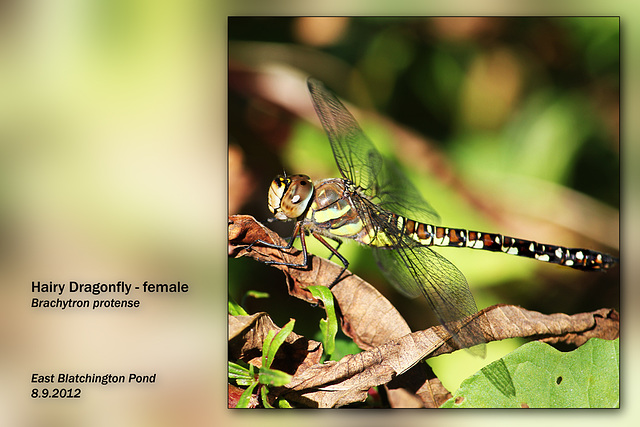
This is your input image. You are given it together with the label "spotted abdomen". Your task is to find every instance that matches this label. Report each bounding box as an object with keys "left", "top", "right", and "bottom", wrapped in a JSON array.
[{"left": 398, "top": 216, "right": 617, "bottom": 271}]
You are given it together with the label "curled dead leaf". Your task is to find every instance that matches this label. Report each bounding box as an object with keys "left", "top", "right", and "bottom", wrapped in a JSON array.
[
  {"left": 277, "top": 306, "right": 618, "bottom": 408},
  {"left": 229, "top": 312, "right": 323, "bottom": 376}
]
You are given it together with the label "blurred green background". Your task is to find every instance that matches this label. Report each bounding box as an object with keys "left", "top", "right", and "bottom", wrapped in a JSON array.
[
  {"left": 229, "top": 16, "right": 619, "bottom": 393},
  {"left": 0, "top": 1, "right": 222, "bottom": 425}
]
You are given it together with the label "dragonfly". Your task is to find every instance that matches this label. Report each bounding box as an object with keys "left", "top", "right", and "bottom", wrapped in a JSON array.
[{"left": 250, "top": 77, "right": 618, "bottom": 352}]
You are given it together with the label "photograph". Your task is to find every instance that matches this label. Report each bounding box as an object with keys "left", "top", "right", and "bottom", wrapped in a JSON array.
[{"left": 228, "top": 16, "right": 620, "bottom": 409}]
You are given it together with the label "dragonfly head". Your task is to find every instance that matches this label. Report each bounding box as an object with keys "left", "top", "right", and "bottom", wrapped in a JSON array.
[{"left": 268, "top": 174, "right": 314, "bottom": 221}]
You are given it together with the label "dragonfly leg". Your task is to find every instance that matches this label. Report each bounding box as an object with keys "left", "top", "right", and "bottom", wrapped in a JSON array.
[
  {"left": 312, "top": 233, "right": 349, "bottom": 288},
  {"left": 326, "top": 238, "right": 343, "bottom": 261},
  {"left": 244, "top": 222, "right": 309, "bottom": 268}
]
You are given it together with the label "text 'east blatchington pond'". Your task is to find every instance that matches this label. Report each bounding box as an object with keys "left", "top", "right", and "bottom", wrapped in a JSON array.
[{"left": 30, "top": 281, "right": 189, "bottom": 310}]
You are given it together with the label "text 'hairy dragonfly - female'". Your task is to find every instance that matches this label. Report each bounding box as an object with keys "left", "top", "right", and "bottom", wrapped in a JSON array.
[{"left": 251, "top": 78, "right": 618, "bottom": 351}]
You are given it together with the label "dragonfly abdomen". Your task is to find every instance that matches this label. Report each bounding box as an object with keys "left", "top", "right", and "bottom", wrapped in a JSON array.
[{"left": 399, "top": 217, "right": 617, "bottom": 271}]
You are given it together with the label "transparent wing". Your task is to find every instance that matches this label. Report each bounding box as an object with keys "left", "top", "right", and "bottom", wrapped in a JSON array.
[
  {"left": 307, "top": 78, "right": 380, "bottom": 192},
  {"left": 372, "top": 241, "right": 476, "bottom": 315},
  {"left": 307, "top": 78, "right": 440, "bottom": 224},
  {"left": 349, "top": 196, "right": 484, "bottom": 350},
  {"left": 374, "top": 158, "right": 441, "bottom": 224},
  {"left": 372, "top": 241, "right": 484, "bottom": 350},
  {"left": 308, "top": 78, "right": 483, "bottom": 350}
]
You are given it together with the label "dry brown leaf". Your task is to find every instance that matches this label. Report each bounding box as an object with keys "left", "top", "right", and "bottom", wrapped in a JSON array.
[
  {"left": 228, "top": 312, "right": 323, "bottom": 376},
  {"left": 277, "top": 306, "right": 618, "bottom": 407}
]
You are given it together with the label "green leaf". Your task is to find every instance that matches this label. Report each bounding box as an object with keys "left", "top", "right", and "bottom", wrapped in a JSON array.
[
  {"left": 258, "top": 366, "right": 293, "bottom": 387},
  {"left": 228, "top": 298, "right": 248, "bottom": 316},
  {"left": 278, "top": 398, "right": 293, "bottom": 408},
  {"left": 307, "top": 285, "right": 338, "bottom": 356},
  {"left": 328, "top": 336, "right": 362, "bottom": 361},
  {"left": 235, "top": 381, "right": 258, "bottom": 408},
  {"left": 261, "top": 329, "right": 277, "bottom": 369},
  {"left": 480, "top": 358, "right": 516, "bottom": 398},
  {"left": 240, "top": 290, "right": 270, "bottom": 309},
  {"left": 228, "top": 361, "right": 256, "bottom": 386},
  {"left": 442, "top": 338, "right": 619, "bottom": 408},
  {"left": 263, "top": 319, "right": 295, "bottom": 369},
  {"left": 260, "top": 385, "right": 274, "bottom": 408},
  {"left": 228, "top": 362, "right": 251, "bottom": 379}
]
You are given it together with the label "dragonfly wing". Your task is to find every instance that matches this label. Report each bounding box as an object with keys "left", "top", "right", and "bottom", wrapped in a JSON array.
[
  {"left": 374, "top": 159, "right": 440, "bottom": 224},
  {"left": 307, "top": 78, "right": 381, "bottom": 191},
  {"left": 372, "top": 242, "right": 485, "bottom": 350},
  {"left": 308, "top": 78, "right": 484, "bottom": 351},
  {"left": 307, "top": 78, "right": 440, "bottom": 225}
]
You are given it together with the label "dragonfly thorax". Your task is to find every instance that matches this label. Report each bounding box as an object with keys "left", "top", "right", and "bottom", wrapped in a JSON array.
[{"left": 268, "top": 174, "right": 315, "bottom": 221}]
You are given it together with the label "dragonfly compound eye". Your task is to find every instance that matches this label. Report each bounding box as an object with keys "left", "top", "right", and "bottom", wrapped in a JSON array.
[
  {"left": 281, "top": 175, "right": 313, "bottom": 219},
  {"left": 267, "top": 174, "right": 313, "bottom": 220},
  {"left": 267, "top": 176, "right": 288, "bottom": 219}
]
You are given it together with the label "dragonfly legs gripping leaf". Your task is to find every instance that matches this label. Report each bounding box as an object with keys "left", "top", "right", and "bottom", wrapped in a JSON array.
[
  {"left": 308, "top": 233, "right": 351, "bottom": 289},
  {"left": 243, "top": 222, "right": 308, "bottom": 268},
  {"left": 245, "top": 220, "right": 351, "bottom": 289}
]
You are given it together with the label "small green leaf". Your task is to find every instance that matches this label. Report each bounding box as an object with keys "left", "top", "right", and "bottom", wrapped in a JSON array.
[
  {"left": 228, "top": 298, "right": 248, "bottom": 316},
  {"left": 261, "top": 385, "right": 274, "bottom": 408},
  {"left": 235, "top": 381, "right": 258, "bottom": 408},
  {"left": 228, "top": 361, "right": 252, "bottom": 379},
  {"left": 264, "top": 319, "right": 295, "bottom": 369},
  {"left": 442, "top": 338, "right": 619, "bottom": 408},
  {"left": 246, "top": 290, "right": 270, "bottom": 299},
  {"left": 261, "top": 329, "right": 277, "bottom": 369},
  {"left": 241, "top": 290, "right": 270, "bottom": 307},
  {"left": 228, "top": 361, "right": 256, "bottom": 386},
  {"left": 258, "top": 366, "right": 293, "bottom": 387},
  {"left": 228, "top": 361, "right": 249, "bottom": 377},
  {"left": 278, "top": 398, "right": 293, "bottom": 408},
  {"left": 307, "top": 285, "right": 338, "bottom": 356}
]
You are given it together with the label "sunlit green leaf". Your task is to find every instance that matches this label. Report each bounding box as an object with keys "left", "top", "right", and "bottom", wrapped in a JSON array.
[
  {"left": 235, "top": 381, "right": 258, "bottom": 408},
  {"left": 263, "top": 319, "right": 295, "bottom": 369},
  {"left": 258, "top": 366, "right": 293, "bottom": 387},
  {"left": 228, "top": 361, "right": 255, "bottom": 386},
  {"left": 228, "top": 298, "right": 248, "bottom": 316},
  {"left": 307, "top": 285, "right": 338, "bottom": 356},
  {"left": 261, "top": 329, "right": 277, "bottom": 369},
  {"left": 278, "top": 398, "right": 293, "bottom": 408},
  {"left": 442, "top": 338, "right": 619, "bottom": 408}
]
